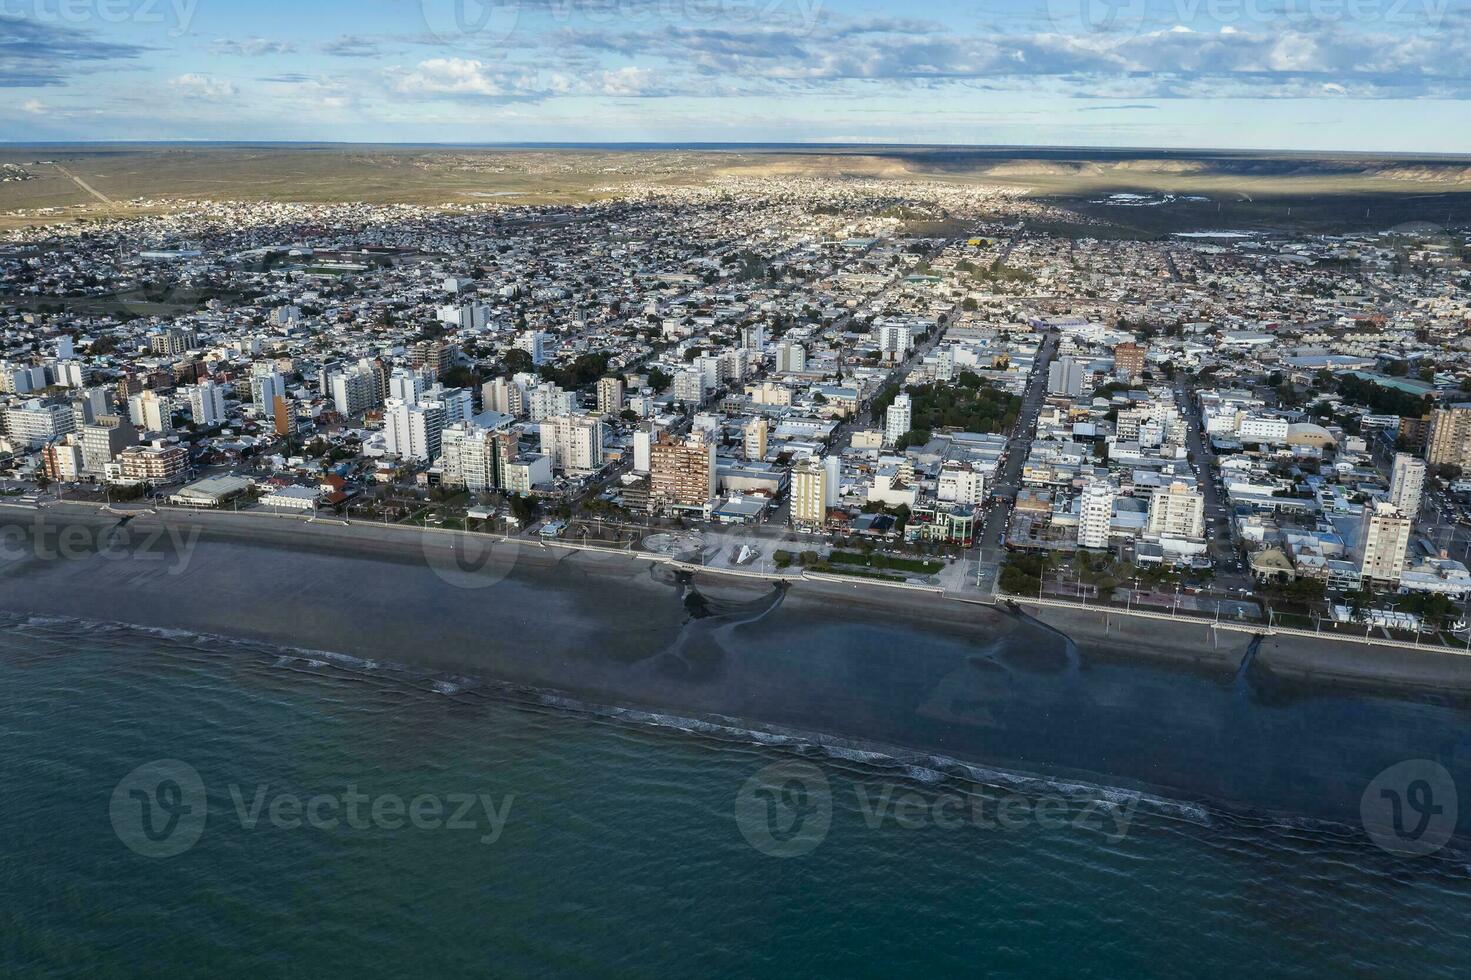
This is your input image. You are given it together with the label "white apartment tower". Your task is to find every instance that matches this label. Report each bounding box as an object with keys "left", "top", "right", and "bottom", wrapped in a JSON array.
[
  {"left": 2, "top": 399, "right": 74, "bottom": 447},
  {"left": 884, "top": 392, "right": 912, "bottom": 446},
  {"left": 1388, "top": 453, "right": 1426, "bottom": 519},
  {"left": 439, "top": 422, "right": 508, "bottom": 493},
  {"left": 1077, "top": 481, "right": 1115, "bottom": 550},
  {"left": 673, "top": 370, "right": 706, "bottom": 407},
  {"left": 482, "top": 377, "right": 527, "bottom": 418},
  {"left": 528, "top": 382, "right": 574, "bottom": 422},
  {"left": 776, "top": 342, "right": 807, "bottom": 373},
  {"left": 384, "top": 398, "right": 446, "bottom": 461},
  {"left": 1145, "top": 481, "right": 1206, "bottom": 540},
  {"left": 129, "top": 390, "right": 172, "bottom": 433},
  {"left": 516, "top": 330, "right": 550, "bottom": 366},
  {"left": 388, "top": 367, "right": 425, "bottom": 404},
  {"left": 539, "top": 413, "right": 604, "bottom": 476},
  {"left": 1047, "top": 357, "right": 1086, "bottom": 397},
  {"left": 1358, "top": 502, "right": 1412, "bottom": 584},
  {"left": 187, "top": 380, "right": 227, "bottom": 428},
  {"left": 876, "top": 323, "right": 912, "bottom": 360},
  {"left": 331, "top": 363, "right": 384, "bottom": 418},
  {"left": 633, "top": 426, "right": 655, "bottom": 474},
  {"left": 596, "top": 376, "right": 625, "bottom": 416},
  {"left": 249, "top": 365, "right": 286, "bottom": 412}
]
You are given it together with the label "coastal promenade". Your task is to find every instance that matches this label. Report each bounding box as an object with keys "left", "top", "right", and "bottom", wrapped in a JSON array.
[
  {"left": 998, "top": 592, "right": 1471, "bottom": 657},
  {"left": 6, "top": 497, "right": 950, "bottom": 597}
]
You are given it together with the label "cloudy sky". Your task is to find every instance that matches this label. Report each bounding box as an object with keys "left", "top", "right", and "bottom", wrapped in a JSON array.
[{"left": 3, "top": 0, "right": 1470, "bottom": 150}]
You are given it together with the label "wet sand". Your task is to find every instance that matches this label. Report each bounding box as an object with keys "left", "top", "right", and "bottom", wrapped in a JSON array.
[
  {"left": 6, "top": 503, "right": 1471, "bottom": 830},
  {"left": 3, "top": 503, "right": 1470, "bottom": 702}
]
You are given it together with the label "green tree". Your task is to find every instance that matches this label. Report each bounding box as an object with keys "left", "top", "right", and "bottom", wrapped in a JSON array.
[{"left": 508, "top": 494, "right": 540, "bottom": 526}]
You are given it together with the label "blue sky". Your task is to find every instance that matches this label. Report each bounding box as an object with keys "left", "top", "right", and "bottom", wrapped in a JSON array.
[{"left": 3, "top": 0, "right": 1470, "bottom": 150}]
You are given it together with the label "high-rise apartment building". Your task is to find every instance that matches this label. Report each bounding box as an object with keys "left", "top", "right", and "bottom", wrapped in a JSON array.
[
  {"left": 539, "top": 413, "right": 603, "bottom": 476},
  {"left": 80, "top": 415, "right": 135, "bottom": 476},
  {"left": 884, "top": 392, "right": 912, "bottom": 446},
  {"left": 649, "top": 431, "right": 717, "bottom": 515},
  {"left": 3, "top": 399, "right": 74, "bottom": 447},
  {"left": 1358, "top": 502, "right": 1412, "bottom": 584},
  {"left": 1426, "top": 404, "right": 1471, "bottom": 468},
  {"left": 439, "top": 422, "right": 514, "bottom": 493},
  {"left": 1048, "top": 356, "right": 1086, "bottom": 397},
  {"left": 1145, "top": 481, "right": 1205, "bottom": 540},
  {"left": 1113, "top": 342, "right": 1147, "bottom": 381},
  {"left": 187, "top": 380, "right": 227, "bottom": 427},
  {"left": 1388, "top": 452, "right": 1427, "bottom": 519},
  {"left": 128, "top": 389, "right": 172, "bottom": 433},
  {"left": 791, "top": 456, "right": 829, "bottom": 527},
  {"left": 596, "top": 376, "right": 624, "bottom": 416},
  {"left": 1077, "top": 481, "right": 1115, "bottom": 549},
  {"left": 150, "top": 327, "right": 198, "bottom": 356},
  {"left": 776, "top": 342, "right": 806, "bottom": 373},
  {"left": 330, "top": 362, "right": 384, "bottom": 418},
  {"left": 385, "top": 398, "right": 446, "bottom": 461},
  {"left": 744, "top": 417, "right": 768, "bottom": 462}
]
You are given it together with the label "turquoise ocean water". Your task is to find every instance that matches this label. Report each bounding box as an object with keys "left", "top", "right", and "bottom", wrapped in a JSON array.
[{"left": 1, "top": 613, "right": 1468, "bottom": 978}]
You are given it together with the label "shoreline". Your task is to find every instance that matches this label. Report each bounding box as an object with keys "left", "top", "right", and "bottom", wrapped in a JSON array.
[
  {"left": 6, "top": 503, "right": 1471, "bottom": 835},
  {"left": 4, "top": 502, "right": 1471, "bottom": 697}
]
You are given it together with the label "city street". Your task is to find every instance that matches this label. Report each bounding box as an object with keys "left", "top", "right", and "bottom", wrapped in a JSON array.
[
  {"left": 1173, "top": 371, "right": 1252, "bottom": 592},
  {"left": 969, "top": 330, "right": 1058, "bottom": 593}
]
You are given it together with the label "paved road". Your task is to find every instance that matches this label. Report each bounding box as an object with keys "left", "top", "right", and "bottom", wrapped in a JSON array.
[
  {"left": 1172, "top": 373, "right": 1251, "bottom": 590},
  {"left": 1164, "top": 250, "right": 1183, "bottom": 283},
  {"left": 969, "top": 330, "right": 1058, "bottom": 591}
]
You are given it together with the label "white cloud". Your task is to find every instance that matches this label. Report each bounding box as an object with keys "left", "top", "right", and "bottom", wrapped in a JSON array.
[
  {"left": 386, "top": 58, "right": 538, "bottom": 98},
  {"left": 593, "top": 67, "right": 662, "bottom": 96},
  {"left": 213, "top": 38, "right": 296, "bottom": 57},
  {"left": 169, "top": 74, "right": 238, "bottom": 100}
]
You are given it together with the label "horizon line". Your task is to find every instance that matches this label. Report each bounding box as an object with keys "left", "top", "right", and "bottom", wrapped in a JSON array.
[{"left": 3, "top": 139, "right": 1471, "bottom": 161}]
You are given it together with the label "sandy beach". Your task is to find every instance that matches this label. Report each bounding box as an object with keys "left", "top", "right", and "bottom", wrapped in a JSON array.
[
  {"left": 6, "top": 501, "right": 1471, "bottom": 830},
  {"left": 5, "top": 503, "right": 1469, "bottom": 697}
]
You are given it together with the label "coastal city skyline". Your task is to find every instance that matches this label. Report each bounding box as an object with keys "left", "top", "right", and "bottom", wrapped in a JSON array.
[
  {"left": 4, "top": 3, "right": 1471, "bottom": 975},
  {"left": 5, "top": 150, "right": 1471, "bottom": 641}
]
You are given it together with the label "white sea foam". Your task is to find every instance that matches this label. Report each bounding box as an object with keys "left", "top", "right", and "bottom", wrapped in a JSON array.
[{"left": 0, "top": 611, "right": 1260, "bottom": 833}]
